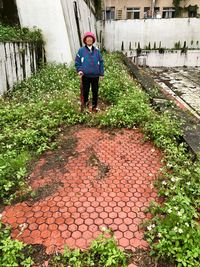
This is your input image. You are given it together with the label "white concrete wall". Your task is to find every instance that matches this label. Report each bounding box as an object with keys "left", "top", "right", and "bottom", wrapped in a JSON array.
[
  {"left": 16, "top": 0, "right": 97, "bottom": 63},
  {"left": 0, "top": 42, "right": 40, "bottom": 95},
  {"left": 100, "top": 18, "right": 200, "bottom": 51},
  {"left": 16, "top": 0, "right": 73, "bottom": 64},
  {"left": 61, "top": 0, "right": 97, "bottom": 58},
  {"left": 127, "top": 50, "right": 200, "bottom": 67}
]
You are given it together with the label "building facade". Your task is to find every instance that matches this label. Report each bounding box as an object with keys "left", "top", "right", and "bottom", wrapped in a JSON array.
[{"left": 103, "top": 0, "right": 200, "bottom": 19}]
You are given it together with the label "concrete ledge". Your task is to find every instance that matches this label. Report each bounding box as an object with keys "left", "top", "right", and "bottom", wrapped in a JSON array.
[{"left": 125, "top": 50, "right": 200, "bottom": 67}]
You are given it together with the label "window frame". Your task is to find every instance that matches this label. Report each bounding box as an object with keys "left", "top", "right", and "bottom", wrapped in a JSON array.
[{"left": 126, "top": 7, "right": 140, "bottom": 19}]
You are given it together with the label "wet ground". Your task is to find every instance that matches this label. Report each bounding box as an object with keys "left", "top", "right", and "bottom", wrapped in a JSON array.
[{"left": 146, "top": 67, "right": 200, "bottom": 118}]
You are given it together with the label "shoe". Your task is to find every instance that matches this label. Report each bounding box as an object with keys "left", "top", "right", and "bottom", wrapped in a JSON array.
[
  {"left": 92, "top": 107, "right": 100, "bottom": 113},
  {"left": 80, "top": 102, "right": 90, "bottom": 113}
]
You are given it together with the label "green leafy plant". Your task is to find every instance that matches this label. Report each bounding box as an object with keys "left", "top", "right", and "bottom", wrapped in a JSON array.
[
  {"left": 174, "top": 41, "right": 181, "bottom": 49},
  {"left": 94, "top": 0, "right": 102, "bottom": 19},
  {"left": 51, "top": 228, "right": 128, "bottom": 267},
  {"left": 0, "top": 220, "right": 33, "bottom": 266},
  {"left": 173, "top": 0, "right": 184, "bottom": 17},
  {"left": 1, "top": 52, "right": 200, "bottom": 266},
  {"left": 145, "top": 195, "right": 200, "bottom": 267},
  {"left": 97, "top": 53, "right": 200, "bottom": 266},
  {"left": 0, "top": 24, "right": 43, "bottom": 43},
  {"left": 0, "top": 64, "right": 86, "bottom": 202}
]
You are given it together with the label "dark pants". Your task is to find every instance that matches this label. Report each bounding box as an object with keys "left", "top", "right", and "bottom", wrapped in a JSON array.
[{"left": 82, "top": 76, "right": 99, "bottom": 109}]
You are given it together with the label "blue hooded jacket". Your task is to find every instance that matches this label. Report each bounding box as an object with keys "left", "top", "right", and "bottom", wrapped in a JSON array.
[{"left": 75, "top": 46, "right": 104, "bottom": 78}]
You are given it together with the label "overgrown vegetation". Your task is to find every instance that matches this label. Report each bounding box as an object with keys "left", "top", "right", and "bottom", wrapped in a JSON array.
[
  {"left": 0, "top": 64, "right": 85, "bottom": 203},
  {"left": 173, "top": 0, "right": 184, "bottom": 17},
  {"left": 0, "top": 220, "right": 33, "bottom": 266},
  {"left": 51, "top": 228, "right": 128, "bottom": 267},
  {"left": 94, "top": 0, "right": 102, "bottom": 19},
  {"left": 0, "top": 24, "right": 43, "bottom": 42},
  {"left": 96, "top": 53, "right": 200, "bottom": 267},
  {"left": 0, "top": 52, "right": 200, "bottom": 266}
]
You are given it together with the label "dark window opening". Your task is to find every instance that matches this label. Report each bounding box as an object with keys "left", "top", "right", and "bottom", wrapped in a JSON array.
[
  {"left": 144, "top": 7, "right": 151, "bottom": 18},
  {"left": 188, "top": 5, "right": 198, "bottom": 17},
  {"left": 154, "top": 7, "right": 160, "bottom": 18},
  {"left": 106, "top": 7, "right": 115, "bottom": 20},
  {"left": 0, "top": 0, "right": 19, "bottom": 26}
]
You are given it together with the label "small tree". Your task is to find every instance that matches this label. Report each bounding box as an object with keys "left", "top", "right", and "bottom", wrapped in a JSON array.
[
  {"left": 173, "top": 0, "right": 183, "bottom": 17},
  {"left": 94, "top": 0, "right": 102, "bottom": 19}
]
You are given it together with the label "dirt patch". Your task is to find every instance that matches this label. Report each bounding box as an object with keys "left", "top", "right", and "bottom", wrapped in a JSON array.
[
  {"left": 87, "top": 147, "right": 110, "bottom": 180},
  {"left": 11, "top": 126, "right": 80, "bottom": 205},
  {"left": 0, "top": 204, "right": 4, "bottom": 213},
  {"left": 27, "top": 126, "right": 80, "bottom": 180},
  {"left": 158, "top": 79, "right": 173, "bottom": 89},
  {"left": 173, "top": 89, "right": 184, "bottom": 97},
  {"left": 101, "top": 128, "right": 126, "bottom": 140},
  {"left": 12, "top": 181, "right": 63, "bottom": 205},
  {"left": 39, "top": 136, "right": 78, "bottom": 175},
  {"left": 126, "top": 249, "right": 176, "bottom": 267},
  {"left": 26, "top": 246, "right": 176, "bottom": 267},
  {"left": 97, "top": 97, "right": 111, "bottom": 112},
  {"left": 23, "top": 244, "right": 51, "bottom": 266}
]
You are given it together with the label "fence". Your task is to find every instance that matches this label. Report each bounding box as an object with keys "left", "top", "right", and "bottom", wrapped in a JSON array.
[{"left": 0, "top": 42, "right": 45, "bottom": 95}]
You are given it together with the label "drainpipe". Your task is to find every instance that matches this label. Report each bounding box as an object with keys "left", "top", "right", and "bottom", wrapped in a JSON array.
[
  {"left": 103, "top": 0, "right": 106, "bottom": 20},
  {"left": 151, "top": 0, "right": 155, "bottom": 18},
  {"left": 73, "top": 1, "right": 82, "bottom": 47}
]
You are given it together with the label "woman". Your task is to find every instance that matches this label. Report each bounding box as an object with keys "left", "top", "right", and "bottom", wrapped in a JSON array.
[{"left": 75, "top": 32, "right": 104, "bottom": 112}]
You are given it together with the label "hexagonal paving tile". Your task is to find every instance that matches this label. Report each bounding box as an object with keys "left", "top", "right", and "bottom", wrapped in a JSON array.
[{"left": 2, "top": 127, "right": 162, "bottom": 254}]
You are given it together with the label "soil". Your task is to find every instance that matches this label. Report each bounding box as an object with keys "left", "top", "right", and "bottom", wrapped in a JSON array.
[
  {"left": 126, "top": 249, "right": 175, "bottom": 267},
  {"left": 25, "top": 181, "right": 64, "bottom": 205},
  {"left": 87, "top": 147, "right": 110, "bottom": 180},
  {"left": 23, "top": 245, "right": 175, "bottom": 267},
  {"left": 23, "top": 244, "right": 52, "bottom": 267},
  {"left": 36, "top": 129, "right": 79, "bottom": 175},
  {"left": 11, "top": 126, "right": 80, "bottom": 205}
]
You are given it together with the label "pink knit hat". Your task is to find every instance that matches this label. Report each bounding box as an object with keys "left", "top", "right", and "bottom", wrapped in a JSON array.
[{"left": 83, "top": 32, "right": 96, "bottom": 44}]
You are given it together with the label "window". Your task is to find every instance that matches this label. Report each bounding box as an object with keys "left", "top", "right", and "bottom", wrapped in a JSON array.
[
  {"left": 127, "top": 7, "right": 140, "bottom": 19},
  {"left": 154, "top": 7, "right": 160, "bottom": 18},
  {"left": 188, "top": 5, "right": 198, "bottom": 17},
  {"left": 144, "top": 7, "right": 151, "bottom": 18},
  {"left": 144, "top": 7, "right": 160, "bottom": 18},
  {"left": 116, "top": 9, "right": 122, "bottom": 20},
  {"left": 106, "top": 7, "right": 115, "bottom": 20},
  {"left": 162, "top": 7, "right": 175, "bottom": 18}
]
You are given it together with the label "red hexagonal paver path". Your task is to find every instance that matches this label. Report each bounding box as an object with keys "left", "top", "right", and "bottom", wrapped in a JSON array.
[{"left": 2, "top": 127, "right": 162, "bottom": 255}]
